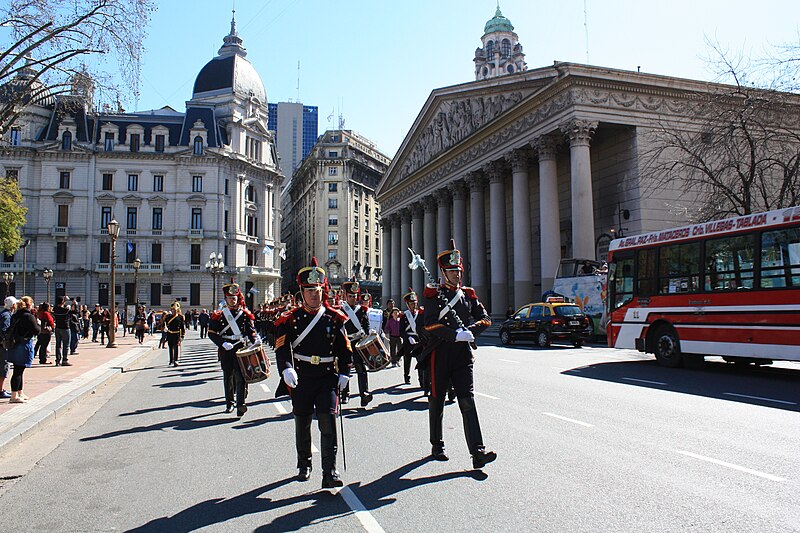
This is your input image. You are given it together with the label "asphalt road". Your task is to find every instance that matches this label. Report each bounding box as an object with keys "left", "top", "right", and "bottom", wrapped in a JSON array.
[{"left": 0, "top": 331, "right": 798, "bottom": 532}]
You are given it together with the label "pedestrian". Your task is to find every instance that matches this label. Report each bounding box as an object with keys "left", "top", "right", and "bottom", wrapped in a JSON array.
[
  {"left": 134, "top": 306, "right": 148, "bottom": 344},
  {"left": 52, "top": 296, "right": 72, "bottom": 366},
  {"left": 383, "top": 307, "right": 402, "bottom": 366},
  {"left": 382, "top": 298, "right": 395, "bottom": 330},
  {"left": 89, "top": 304, "right": 101, "bottom": 342},
  {"left": 340, "top": 276, "right": 373, "bottom": 407},
  {"left": 0, "top": 296, "right": 18, "bottom": 399},
  {"left": 146, "top": 309, "right": 155, "bottom": 336},
  {"left": 81, "top": 305, "right": 90, "bottom": 339},
  {"left": 198, "top": 308, "right": 210, "bottom": 339},
  {"left": 274, "top": 258, "right": 352, "bottom": 488},
  {"left": 156, "top": 312, "right": 168, "bottom": 349},
  {"left": 164, "top": 303, "right": 185, "bottom": 366},
  {"left": 192, "top": 309, "right": 199, "bottom": 331},
  {"left": 399, "top": 288, "right": 424, "bottom": 387},
  {"left": 68, "top": 301, "right": 81, "bottom": 354},
  {"left": 35, "top": 302, "right": 54, "bottom": 364},
  {"left": 6, "top": 296, "right": 41, "bottom": 403},
  {"left": 99, "top": 307, "right": 110, "bottom": 345},
  {"left": 421, "top": 239, "right": 496, "bottom": 469}
]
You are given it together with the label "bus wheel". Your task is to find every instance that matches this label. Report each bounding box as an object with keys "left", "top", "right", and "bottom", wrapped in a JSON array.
[
  {"left": 653, "top": 326, "right": 682, "bottom": 368},
  {"left": 500, "top": 330, "right": 512, "bottom": 345},
  {"left": 536, "top": 330, "right": 550, "bottom": 348}
]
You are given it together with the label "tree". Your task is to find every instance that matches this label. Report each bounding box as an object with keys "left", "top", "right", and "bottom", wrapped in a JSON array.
[
  {"left": 0, "top": 177, "right": 28, "bottom": 254},
  {"left": 0, "top": 0, "right": 156, "bottom": 135}
]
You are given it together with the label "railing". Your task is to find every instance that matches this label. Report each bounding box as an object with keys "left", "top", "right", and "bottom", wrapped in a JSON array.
[
  {"left": 0, "top": 262, "right": 31, "bottom": 272},
  {"left": 245, "top": 235, "right": 259, "bottom": 245},
  {"left": 95, "top": 263, "right": 163, "bottom": 274},
  {"left": 152, "top": 229, "right": 162, "bottom": 236},
  {"left": 238, "top": 266, "right": 273, "bottom": 276},
  {"left": 126, "top": 229, "right": 137, "bottom": 236},
  {"left": 189, "top": 264, "right": 202, "bottom": 271},
  {"left": 189, "top": 229, "right": 204, "bottom": 239},
  {"left": 100, "top": 228, "right": 109, "bottom": 235},
  {"left": 52, "top": 226, "right": 69, "bottom": 236}
]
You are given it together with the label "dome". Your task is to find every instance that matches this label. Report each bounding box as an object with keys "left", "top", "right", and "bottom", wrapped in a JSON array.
[
  {"left": 0, "top": 57, "right": 56, "bottom": 108},
  {"left": 484, "top": 6, "right": 514, "bottom": 34},
  {"left": 191, "top": 14, "right": 267, "bottom": 103}
]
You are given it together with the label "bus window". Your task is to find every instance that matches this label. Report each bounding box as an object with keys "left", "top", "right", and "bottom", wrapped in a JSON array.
[
  {"left": 704, "top": 234, "right": 755, "bottom": 291},
  {"left": 609, "top": 254, "right": 634, "bottom": 310},
  {"left": 760, "top": 227, "right": 800, "bottom": 288},
  {"left": 637, "top": 248, "right": 658, "bottom": 297},
  {"left": 659, "top": 242, "right": 700, "bottom": 294}
]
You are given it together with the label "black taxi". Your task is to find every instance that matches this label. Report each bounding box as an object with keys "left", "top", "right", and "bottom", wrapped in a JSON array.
[{"left": 499, "top": 297, "right": 592, "bottom": 347}]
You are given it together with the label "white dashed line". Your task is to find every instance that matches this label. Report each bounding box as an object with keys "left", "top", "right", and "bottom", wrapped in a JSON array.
[
  {"left": 677, "top": 450, "right": 786, "bottom": 482},
  {"left": 498, "top": 358, "right": 519, "bottom": 363},
  {"left": 475, "top": 392, "right": 500, "bottom": 400},
  {"left": 541, "top": 412, "right": 594, "bottom": 427},
  {"left": 259, "top": 383, "right": 271, "bottom": 393},
  {"left": 723, "top": 393, "right": 796, "bottom": 405},
  {"left": 622, "top": 377, "right": 668, "bottom": 386},
  {"left": 338, "top": 486, "right": 387, "bottom": 533}
]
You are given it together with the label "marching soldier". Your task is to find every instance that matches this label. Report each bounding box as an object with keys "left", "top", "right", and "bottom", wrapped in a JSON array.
[
  {"left": 274, "top": 258, "right": 352, "bottom": 488},
  {"left": 340, "top": 276, "right": 373, "bottom": 407},
  {"left": 421, "top": 240, "right": 496, "bottom": 469},
  {"left": 164, "top": 302, "right": 186, "bottom": 367},
  {"left": 399, "top": 288, "right": 424, "bottom": 388},
  {"left": 208, "top": 280, "right": 259, "bottom": 417}
]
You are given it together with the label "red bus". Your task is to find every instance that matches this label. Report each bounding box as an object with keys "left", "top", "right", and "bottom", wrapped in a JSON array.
[{"left": 606, "top": 206, "right": 800, "bottom": 367}]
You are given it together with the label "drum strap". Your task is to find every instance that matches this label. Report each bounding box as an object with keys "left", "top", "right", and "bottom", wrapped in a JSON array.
[
  {"left": 404, "top": 310, "right": 418, "bottom": 336},
  {"left": 221, "top": 307, "right": 243, "bottom": 339},
  {"left": 342, "top": 303, "right": 364, "bottom": 336},
  {"left": 291, "top": 306, "right": 325, "bottom": 349},
  {"left": 439, "top": 289, "right": 464, "bottom": 320}
]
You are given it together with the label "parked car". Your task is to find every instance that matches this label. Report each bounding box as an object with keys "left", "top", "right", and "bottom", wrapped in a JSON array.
[{"left": 499, "top": 297, "right": 593, "bottom": 347}]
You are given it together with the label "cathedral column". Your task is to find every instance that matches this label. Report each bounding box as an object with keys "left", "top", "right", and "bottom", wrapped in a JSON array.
[
  {"left": 436, "top": 189, "right": 452, "bottom": 252},
  {"left": 562, "top": 119, "right": 598, "bottom": 260},
  {"left": 423, "top": 196, "right": 437, "bottom": 278},
  {"left": 381, "top": 219, "right": 391, "bottom": 303},
  {"left": 449, "top": 180, "right": 468, "bottom": 265},
  {"left": 390, "top": 213, "right": 402, "bottom": 304},
  {"left": 537, "top": 135, "right": 562, "bottom": 292},
  {"left": 399, "top": 208, "right": 412, "bottom": 298},
  {"left": 487, "top": 162, "right": 508, "bottom": 319},
  {"left": 466, "top": 172, "right": 487, "bottom": 298},
  {"left": 411, "top": 202, "right": 425, "bottom": 293},
  {"left": 508, "top": 148, "right": 534, "bottom": 308}
]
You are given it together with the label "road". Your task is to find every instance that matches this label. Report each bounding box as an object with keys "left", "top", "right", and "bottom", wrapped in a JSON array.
[{"left": 0, "top": 331, "right": 797, "bottom": 532}]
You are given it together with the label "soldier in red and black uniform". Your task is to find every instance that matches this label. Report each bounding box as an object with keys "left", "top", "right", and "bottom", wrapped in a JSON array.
[
  {"left": 399, "top": 288, "right": 424, "bottom": 388},
  {"left": 340, "top": 276, "right": 373, "bottom": 407},
  {"left": 274, "top": 258, "right": 353, "bottom": 488},
  {"left": 208, "top": 280, "right": 259, "bottom": 417},
  {"left": 421, "top": 240, "right": 496, "bottom": 469}
]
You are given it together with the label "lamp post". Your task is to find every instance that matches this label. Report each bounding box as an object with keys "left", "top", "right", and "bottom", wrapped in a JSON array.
[
  {"left": 205, "top": 252, "right": 224, "bottom": 309},
  {"left": 21, "top": 239, "right": 30, "bottom": 296},
  {"left": 133, "top": 257, "right": 141, "bottom": 308},
  {"left": 42, "top": 269, "right": 53, "bottom": 303},
  {"left": 2, "top": 272, "right": 13, "bottom": 298},
  {"left": 107, "top": 219, "right": 120, "bottom": 348}
]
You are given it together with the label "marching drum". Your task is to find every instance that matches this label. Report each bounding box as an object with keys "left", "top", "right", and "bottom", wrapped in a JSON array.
[
  {"left": 235, "top": 344, "right": 271, "bottom": 384},
  {"left": 354, "top": 332, "right": 391, "bottom": 372}
]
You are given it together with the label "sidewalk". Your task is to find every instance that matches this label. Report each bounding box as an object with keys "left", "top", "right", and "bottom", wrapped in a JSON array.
[{"left": 0, "top": 329, "right": 161, "bottom": 450}]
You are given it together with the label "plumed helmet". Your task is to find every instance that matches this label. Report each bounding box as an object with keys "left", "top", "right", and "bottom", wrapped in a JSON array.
[
  {"left": 437, "top": 239, "right": 463, "bottom": 273},
  {"left": 341, "top": 275, "right": 360, "bottom": 296},
  {"left": 297, "top": 257, "right": 327, "bottom": 288},
  {"left": 403, "top": 287, "right": 417, "bottom": 303}
]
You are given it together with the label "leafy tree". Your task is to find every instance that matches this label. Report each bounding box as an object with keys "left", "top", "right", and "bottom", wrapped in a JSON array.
[{"left": 0, "top": 177, "right": 27, "bottom": 254}]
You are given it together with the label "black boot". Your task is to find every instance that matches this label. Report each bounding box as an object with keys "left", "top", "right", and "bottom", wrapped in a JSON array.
[
  {"left": 295, "top": 415, "right": 313, "bottom": 481},
  {"left": 360, "top": 391, "right": 373, "bottom": 407},
  {"left": 318, "top": 413, "right": 343, "bottom": 488},
  {"left": 429, "top": 395, "right": 448, "bottom": 461},
  {"left": 459, "top": 396, "right": 496, "bottom": 469}
]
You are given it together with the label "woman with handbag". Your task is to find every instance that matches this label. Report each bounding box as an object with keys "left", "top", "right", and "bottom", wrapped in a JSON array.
[
  {"left": 134, "top": 306, "right": 148, "bottom": 344},
  {"left": 7, "top": 296, "right": 41, "bottom": 403},
  {"left": 35, "top": 302, "right": 55, "bottom": 364}
]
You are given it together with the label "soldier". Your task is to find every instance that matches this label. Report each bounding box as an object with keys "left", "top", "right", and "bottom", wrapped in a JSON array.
[
  {"left": 340, "top": 276, "right": 373, "bottom": 407},
  {"left": 208, "top": 280, "right": 259, "bottom": 417},
  {"left": 421, "top": 240, "right": 496, "bottom": 469},
  {"left": 164, "top": 302, "right": 186, "bottom": 367},
  {"left": 274, "top": 258, "right": 352, "bottom": 489},
  {"left": 399, "top": 288, "right": 424, "bottom": 387}
]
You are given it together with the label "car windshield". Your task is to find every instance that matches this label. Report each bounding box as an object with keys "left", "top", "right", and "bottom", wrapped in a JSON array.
[{"left": 554, "top": 305, "right": 583, "bottom": 317}]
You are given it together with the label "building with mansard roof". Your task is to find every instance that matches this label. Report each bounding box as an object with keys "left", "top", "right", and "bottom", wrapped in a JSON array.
[{"left": 0, "top": 17, "right": 284, "bottom": 310}]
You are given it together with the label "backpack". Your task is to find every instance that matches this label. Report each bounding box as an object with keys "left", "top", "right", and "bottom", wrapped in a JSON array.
[{"left": 1, "top": 313, "right": 17, "bottom": 350}]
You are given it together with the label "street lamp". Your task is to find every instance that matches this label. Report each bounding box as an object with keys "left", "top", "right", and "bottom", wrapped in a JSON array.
[
  {"left": 107, "top": 219, "right": 120, "bottom": 348},
  {"left": 42, "top": 269, "right": 53, "bottom": 303},
  {"left": 133, "top": 257, "right": 141, "bottom": 308},
  {"left": 205, "top": 252, "right": 224, "bottom": 309},
  {"left": 2, "top": 272, "right": 13, "bottom": 298},
  {"left": 20, "top": 239, "right": 30, "bottom": 296}
]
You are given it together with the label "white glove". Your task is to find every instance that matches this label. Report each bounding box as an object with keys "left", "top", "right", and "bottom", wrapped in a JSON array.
[
  {"left": 455, "top": 328, "right": 475, "bottom": 343},
  {"left": 222, "top": 341, "right": 234, "bottom": 351},
  {"left": 253, "top": 335, "right": 262, "bottom": 345},
  {"left": 337, "top": 374, "right": 350, "bottom": 391},
  {"left": 408, "top": 337, "right": 417, "bottom": 345},
  {"left": 283, "top": 368, "right": 299, "bottom": 388}
]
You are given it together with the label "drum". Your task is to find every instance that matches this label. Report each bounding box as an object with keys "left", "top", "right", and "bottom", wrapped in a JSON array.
[
  {"left": 354, "top": 332, "right": 391, "bottom": 372},
  {"left": 235, "top": 344, "right": 271, "bottom": 384}
]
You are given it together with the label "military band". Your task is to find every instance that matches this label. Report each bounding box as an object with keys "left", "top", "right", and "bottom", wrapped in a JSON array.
[{"left": 340, "top": 276, "right": 374, "bottom": 407}]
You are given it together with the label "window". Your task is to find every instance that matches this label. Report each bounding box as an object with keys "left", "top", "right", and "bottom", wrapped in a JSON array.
[
  {"left": 705, "top": 234, "right": 755, "bottom": 291},
  {"left": 354, "top": 200, "right": 359, "bottom": 211},
  {"left": 328, "top": 167, "right": 337, "bottom": 176},
  {"left": 190, "top": 283, "right": 200, "bottom": 306},
  {"left": 328, "top": 198, "right": 338, "bottom": 209},
  {"left": 328, "top": 151, "right": 338, "bottom": 158},
  {"left": 128, "top": 174, "right": 138, "bottom": 191},
  {"left": 153, "top": 174, "right": 163, "bottom": 192},
  {"left": 155, "top": 134, "right": 165, "bottom": 153},
  {"left": 102, "top": 173, "right": 113, "bottom": 190},
  {"left": 152, "top": 208, "right": 163, "bottom": 230},
  {"left": 760, "top": 227, "right": 800, "bottom": 288},
  {"left": 328, "top": 214, "right": 338, "bottom": 226},
  {"left": 246, "top": 136, "right": 262, "bottom": 160},
  {"left": 61, "top": 131, "right": 72, "bottom": 150},
  {"left": 193, "top": 136, "right": 203, "bottom": 155},
  {"left": 126, "top": 242, "right": 136, "bottom": 264},
  {"left": 328, "top": 183, "right": 337, "bottom": 192},
  {"left": 129, "top": 133, "right": 140, "bottom": 152},
  {"left": 10, "top": 127, "right": 21, "bottom": 146},
  {"left": 328, "top": 231, "right": 338, "bottom": 244},
  {"left": 375, "top": 237, "right": 379, "bottom": 249},
  {"left": 247, "top": 249, "right": 255, "bottom": 266},
  {"left": 501, "top": 38, "right": 511, "bottom": 58},
  {"left": 5, "top": 169, "right": 18, "bottom": 181},
  {"left": 151, "top": 243, "right": 161, "bottom": 264},
  {"left": 56, "top": 242, "right": 67, "bottom": 263},
  {"left": 328, "top": 249, "right": 337, "bottom": 260},
  {"left": 245, "top": 185, "right": 256, "bottom": 202},
  {"left": 190, "top": 244, "right": 201, "bottom": 265},
  {"left": 104, "top": 132, "right": 114, "bottom": 151},
  {"left": 354, "top": 232, "right": 359, "bottom": 247},
  {"left": 610, "top": 252, "right": 634, "bottom": 310},
  {"left": 59, "top": 171, "right": 70, "bottom": 189},
  {"left": 191, "top": 208, "right": 202, "bottom": 230},
  {"left": 150, "top": 283, "right": 161, "bottom": 306},
  {"left": 658, "top": 242, "right": 700, "bottom": 294},
  {"left": 224, "top": 210, "right": 229, "bottom": 232},
  {"left": 486, "top": 40, "right": 495, "bottom": 58},
  {"left": 99, "top": 242, "right": 110, "bottom": 263},
  {"left": 225, "top": 179, "right": 229, "bottom": 195},
  {"left": 57, "top": 205, "right": 69, "bottom": 226},
  {"left": 636, "top": 248, "right": 658, "bottom": 297},
  {"left": 126, "top": 207, "right": 137, "bottom": 229},
  {"left": 246, "top": 215, "right": 257, "bottom": 236},
  {"left": 101, "top": 207, "right": 112, "bottom": 229},
  {"left": 354, "top": 215, "right": 359, "bottom": 228},
  {"left": 192, "top": 175, "right": 203, "bottom": 192}
]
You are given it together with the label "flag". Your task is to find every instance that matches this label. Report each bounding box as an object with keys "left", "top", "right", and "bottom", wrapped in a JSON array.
[
  {"left": 126, "top": 241, "right": 134, "bottom": 254},
  {"left": 279, "top": 247, "right": 286, "bottom": 260},
  {"left": 248, "top": 286, "right": 259, "bottom": 295},
  {"left": 262, "top": 244, "right": 273, "bottom": 255}
]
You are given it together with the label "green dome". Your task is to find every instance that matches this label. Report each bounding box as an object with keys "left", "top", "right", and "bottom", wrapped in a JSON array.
[{"left": 484, "top": 6, "right": 514, "bottom": 34}]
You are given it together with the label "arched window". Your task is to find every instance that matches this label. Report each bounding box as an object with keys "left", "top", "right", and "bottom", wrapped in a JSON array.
[
  {"left": 507, "top": 64, "right": 515, "bottom": 74},
  {"left": 501, "top": 39, "right": 512, "bottom": 58},
  {"left": 486, "top": 40, "right": 495, "bottom": 59},
  {"left": 61, "top": 131, "right": 72, "bottom": 150},
  {"left": 193, "top": 136, "right": 203, "bottom": 155},
  {"left": 246, "top": 185, "right": 256, "bottom": 203}
]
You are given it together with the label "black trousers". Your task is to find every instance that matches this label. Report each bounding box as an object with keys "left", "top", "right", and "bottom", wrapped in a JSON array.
[
  {"left": 10, "top": 365, "right": 24, "bottom": 392},
  {"left": 220, "top": 353, "right": 246, "bottom": 408},
  {"left": 200, "top": 325, "right": 208, "bottom": 338},
  {"left": 352, "top": 353, "right": 370, "bottom": 397},
  {"left": 167, "top": 336, "right": 181, "bottom": 363},
  {"left": 289, "top": 373, "right": 338, "bottom": 417}
]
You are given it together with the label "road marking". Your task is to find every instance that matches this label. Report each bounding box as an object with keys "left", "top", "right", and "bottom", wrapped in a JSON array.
[
  {"left": 475, "top": 392, "right": 499, "bottom": 400},
  {"left": 498, "top": 358, "right": 519, "bottom": 363},
  {"left": 541, "top": 412, "right": 594, "bottom": 427},
  {"left": 676, "top": 450, "right": 786, "bottom": 482},
  {"left": 260, "top": 383, "right": 315, "bottom": 450},
  {"left": 274, "top": 401, "right": 289, "bottom": 415},
  {"left": 723, "top": 393, "right": 796, "bottom": 406},
  {"left": 622, "top": 377, "right": 668, "bottom": 386},
  {"left": 339, "top": 485, "right": 387, "bottom": 533},
  {"left": 259, "top": 383, "right": 270, "bottom": 393},
  {"left": 553, "top": 367, "right": 579, "bottom": 372}
]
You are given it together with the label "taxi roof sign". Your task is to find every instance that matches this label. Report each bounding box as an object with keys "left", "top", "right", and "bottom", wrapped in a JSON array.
[{"left": 545, "top": 296, "right": 566, "bottom": 303}]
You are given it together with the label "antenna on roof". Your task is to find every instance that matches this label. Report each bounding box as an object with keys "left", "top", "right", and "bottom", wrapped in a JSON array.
[
  {"left": 297, "top": 60, "right": 300, "bottom": 102},
  {"left": 583, "top": 0, "right": 590, "bottom": 63}
]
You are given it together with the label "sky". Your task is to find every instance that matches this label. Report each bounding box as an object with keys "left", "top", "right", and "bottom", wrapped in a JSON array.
[{"left": 134, "top": 0, "right": 800, "bottom": 159}]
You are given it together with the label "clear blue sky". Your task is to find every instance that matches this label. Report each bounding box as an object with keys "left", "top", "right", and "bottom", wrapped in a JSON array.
[{"left": 135, "top": 0, "right": 799, "bottom": 159}]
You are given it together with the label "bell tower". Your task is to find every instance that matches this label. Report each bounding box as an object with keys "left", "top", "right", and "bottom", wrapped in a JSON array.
[{"left": 474, "top": 5, "right": 527, "bottom": 80}]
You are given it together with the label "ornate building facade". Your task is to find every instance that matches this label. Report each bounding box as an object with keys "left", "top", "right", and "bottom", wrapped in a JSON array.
[
  {"left": 0, "top": 18, "right": 284, "bottom": 309},
  {"left": 473, "top": 6, "right": 527, "bottom": 80}
]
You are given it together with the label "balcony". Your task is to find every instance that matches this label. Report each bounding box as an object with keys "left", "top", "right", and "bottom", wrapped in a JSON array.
[
  {"left": 100, "top": 228, "right": 109, "bottom": 235},
  {"left": 95, "top": 262, "right": 163, "bottom": 274},
  {"left": 189, "top": 229, "right": 204, "bottom": 239},
  {"left": 0, "top": 262, "right": 32, "bottom": 272},
  {"left": 52, "top": 226, "right": 69, "bottom": 237},
  {"left": 126, "top": 229, "right": 137, "bottom": 236},
  {"left": 152, "top": 229, "right": 162, "bottom": 236},
  {"left": 238, "top": 266, "right": 274, "bottom": 277},
  {"left": 189, "top": 264, "right": 202, "bottom": 271},
  {"left": 245, "top": 235, "right": 259, "bottom": 245}
]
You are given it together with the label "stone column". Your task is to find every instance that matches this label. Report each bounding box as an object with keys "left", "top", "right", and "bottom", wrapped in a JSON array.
[
  {"left": 449, "top": 180, "right": 468, "bottom": 265},
  {"left": 423, "top": 196, "right": 437, "bottom": 280},
  {"left": 537, "top": 135, "right": 561, "bottom": 292},
  {"left": 562, "top": 119, "right": 598, "bottom": 260},
  {"left": 390, "top": 214, "right": 402, "bottom": 304},
  {"left": 466, "top": 172, "right": 487, "bottom": 298},
  {"left": 381, "top": 219, "right": 391, "bottom": 303},
  {"left": 399, "top": 208, "right": 412, "bottom": 298},
  {"left": 508, "top": 148, "right": 534, "bottom": 308},
  {"left": 411, "top": 202, "right": 425, "bottom": 293},
  {"left": 436, "top": 188, "right": 451, "bottom": 252},
  {"left": 487, "top": 162, "right": 508, "bottom": 319}
]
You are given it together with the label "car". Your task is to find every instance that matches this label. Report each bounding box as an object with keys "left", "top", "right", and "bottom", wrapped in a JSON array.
[{"left": 499, "top": 297, "right": 593, "bottom": 347}]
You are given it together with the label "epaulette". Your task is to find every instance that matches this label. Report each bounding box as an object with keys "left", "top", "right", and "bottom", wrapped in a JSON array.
[
  {"left": 210, "top": 310, "right": 223, "bottom": 320},
  {"left": 324, "top": 304, "right": 348, "bottom": 323},
  {"left": 241, "top": 308, "right": 255, "bottom": 320},
  {"left": 423, "top": 284, "right": 438, "bottom": 298},
  {"left": 463, "top": 287, "right": 478, "bottom": 299},
  {"left": 274, "top": 310, "right": 294, "bottom": 327}
]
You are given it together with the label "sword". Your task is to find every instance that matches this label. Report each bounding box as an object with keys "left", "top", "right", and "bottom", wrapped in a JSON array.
[{"left": 337, "top": 382, "right": 346, "bottom": 471}]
